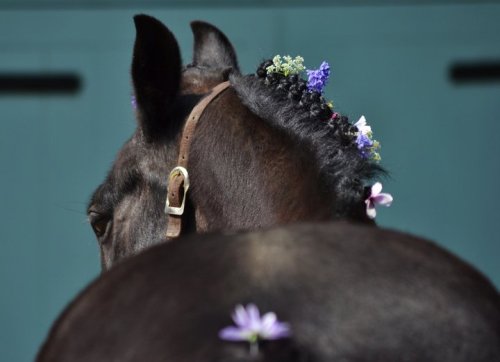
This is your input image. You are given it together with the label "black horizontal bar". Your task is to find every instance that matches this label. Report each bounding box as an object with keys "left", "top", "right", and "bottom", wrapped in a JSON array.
[
  {"left": 450, "top": 61, "right": 500, "bottom": 84},
  {"left": 0, "top": 73, "right": 81, "bottom": 95}
]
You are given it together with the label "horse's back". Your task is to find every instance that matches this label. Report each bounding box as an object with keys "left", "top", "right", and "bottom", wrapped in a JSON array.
[{"left": 38, "top": 222, "right": 500, "bottom": 362}]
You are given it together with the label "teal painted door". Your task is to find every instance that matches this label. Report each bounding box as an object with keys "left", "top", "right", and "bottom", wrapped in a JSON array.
[{"left": 1, "top": 4, "right": 499, "bottom": 360}]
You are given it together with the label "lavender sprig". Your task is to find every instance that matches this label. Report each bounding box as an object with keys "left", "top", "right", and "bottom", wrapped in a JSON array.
[
  {"left": 354, "top": 116, "right": 381, "bottom": 162},
  {"left": 306, "top": 61, "right": 330, "bottom": 94}
]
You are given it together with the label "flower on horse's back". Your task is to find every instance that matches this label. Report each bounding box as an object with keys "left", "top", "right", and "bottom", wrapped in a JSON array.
[
  {"left": 219, "top": 304, "right": 291, "bottom": 343},
  {"left": 365, "top": 182, "right": 393, "bottom": 219},
  {"left": 307, "top": 61, "right": 330, "bottom": 94}
]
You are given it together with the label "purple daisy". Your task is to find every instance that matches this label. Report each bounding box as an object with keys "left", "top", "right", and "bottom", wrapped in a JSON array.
[{"left": 219, "top": 304, "right": 291, "bottom": 343}]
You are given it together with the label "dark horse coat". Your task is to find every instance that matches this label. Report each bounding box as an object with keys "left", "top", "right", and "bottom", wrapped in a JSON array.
[
  {"left": 39, "top": 15, "right": 500, "bottom": 361},
  {"left": 38, "top": 222, "right": 500, "bottom": 361}
]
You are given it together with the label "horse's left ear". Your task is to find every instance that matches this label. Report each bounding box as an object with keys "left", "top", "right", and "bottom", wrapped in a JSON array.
[
  {"left": 190, "top": 21, "right": 240, "bottom": 73},
  {"left": 132, "top": 14, "right": 181, "bottom": 140}
]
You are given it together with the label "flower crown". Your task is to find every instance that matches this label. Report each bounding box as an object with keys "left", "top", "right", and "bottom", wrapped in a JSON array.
[{"left": 265, "top": 55, "right": 381, "bottom": 163}]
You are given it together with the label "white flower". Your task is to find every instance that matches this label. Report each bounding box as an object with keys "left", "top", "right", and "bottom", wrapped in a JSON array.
[
  {"left": 354, "top": 115, "right": 372, "bottom": 136},
  {"left": 365, "top": 182, "right": 393, "bottom": 219}
]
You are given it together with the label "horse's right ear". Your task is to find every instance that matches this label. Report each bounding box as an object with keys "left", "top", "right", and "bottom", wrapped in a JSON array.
[{"left": 132, "top": 14, "right": 181, "bottom": 140}]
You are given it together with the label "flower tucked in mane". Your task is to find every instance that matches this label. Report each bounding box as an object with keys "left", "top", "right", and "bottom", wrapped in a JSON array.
[
  {"left": 219, "top": 304, "right": 291, "bottom": 356},
  {"left": 354, "top": 116, "right": 381, "bottom": 162},
  {"left": 266, "top": 55, "right": 305, "bottom": 76},
  {"left": 306, "top": 61, "right": 330, "bottom": 94},
  {"left": 365, "top": 182, "right": 393, "bottom": 219},
  {"left": 131, "top": 94, "right": 137, "bottom": 109}
]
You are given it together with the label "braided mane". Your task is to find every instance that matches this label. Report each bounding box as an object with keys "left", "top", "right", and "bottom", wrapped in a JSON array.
[{"left": 230, "top": 60, "right": 386, "bottom": 218}]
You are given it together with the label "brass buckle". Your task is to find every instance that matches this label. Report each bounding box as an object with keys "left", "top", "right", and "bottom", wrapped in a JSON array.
[{"left": 165, "top": 166, "right": 190, "bottom": 216}]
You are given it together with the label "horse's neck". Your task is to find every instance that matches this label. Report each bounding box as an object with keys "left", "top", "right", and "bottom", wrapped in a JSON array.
[{"left": 188, "top": 90, "right": 334, "bottom": 233}]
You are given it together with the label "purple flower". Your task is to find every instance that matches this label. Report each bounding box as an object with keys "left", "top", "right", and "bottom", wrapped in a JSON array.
[
  {"left": 356, "top": 133, "right": 374, "bottom": 153},
  {"left": 307, "top": 61, "right": 330, "bottom": 94},
  {"left": 131, "top": 95, "right": 137, "bottom": 109},
  {"left": 365, "top": 182, "right": 393, "bottom": 219},
  {"left": 354, "top": 116, "right": 381, "bottom": 160},
  {"left": 219, "top": 304, "right": 291, "bottom": 343}
]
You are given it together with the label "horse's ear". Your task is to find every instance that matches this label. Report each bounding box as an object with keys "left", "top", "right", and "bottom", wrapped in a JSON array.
[
  {"left": 190, "top": 21, "right": 240, "bottom": 73},
  {"left": 132, "top": 14, "right": 181, "bottom": 139}
]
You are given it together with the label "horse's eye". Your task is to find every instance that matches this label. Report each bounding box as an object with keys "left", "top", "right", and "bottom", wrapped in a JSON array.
[{"left": 88, "top": 211, "right": 111, "bottom": 239}]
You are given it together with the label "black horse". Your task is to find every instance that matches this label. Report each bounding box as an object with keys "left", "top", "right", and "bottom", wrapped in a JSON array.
[
  {"left": 37, "top": 15, "right": 500, "bottom": 361},
  {"left": 38, "top": 223, "right": 500, "bottom": 361},
  {"left": 87, "top": 15, "right": 382, "bottom": 270}
]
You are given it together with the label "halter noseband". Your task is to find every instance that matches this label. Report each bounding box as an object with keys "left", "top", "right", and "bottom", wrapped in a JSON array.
[{"left": 165, "top": 81, "right": 231, "bottom": 239}]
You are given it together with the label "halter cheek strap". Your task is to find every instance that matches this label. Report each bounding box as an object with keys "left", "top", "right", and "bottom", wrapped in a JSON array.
[{"left": 165, "top": 81, "right": 231, "bottom": 239}]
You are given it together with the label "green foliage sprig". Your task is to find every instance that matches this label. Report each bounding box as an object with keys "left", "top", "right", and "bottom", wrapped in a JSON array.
[{"left": 266, "top": 55, "right": 305, "bottom": 76}]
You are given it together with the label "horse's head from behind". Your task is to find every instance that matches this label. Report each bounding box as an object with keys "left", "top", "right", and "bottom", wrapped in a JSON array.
[{"left": 88, "top": 15, "right": 384, "bottom": 270}]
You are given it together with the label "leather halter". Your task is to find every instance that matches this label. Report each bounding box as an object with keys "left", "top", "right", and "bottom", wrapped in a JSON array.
[{"left": 165, "top": 81, "right": 231, "bottom": 239}]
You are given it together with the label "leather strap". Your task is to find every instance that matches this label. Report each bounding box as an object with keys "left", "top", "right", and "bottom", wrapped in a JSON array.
[{"left": 165, "top": 81, "right": 231, "bottom": 239}]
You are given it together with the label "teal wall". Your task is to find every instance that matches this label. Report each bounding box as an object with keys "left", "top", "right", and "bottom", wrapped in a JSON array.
[{"left": 1, "top": 3, "right": 499, "bottom": 361}]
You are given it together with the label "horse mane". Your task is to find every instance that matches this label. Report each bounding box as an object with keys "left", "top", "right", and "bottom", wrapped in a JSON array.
[{"left": 230, "top": 60, "right": 386, "bottom": 218}]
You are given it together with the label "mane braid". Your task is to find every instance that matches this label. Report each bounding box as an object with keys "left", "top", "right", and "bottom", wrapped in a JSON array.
[{"left": 230, "top": 60, "right": 386, "bottom": 218}]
